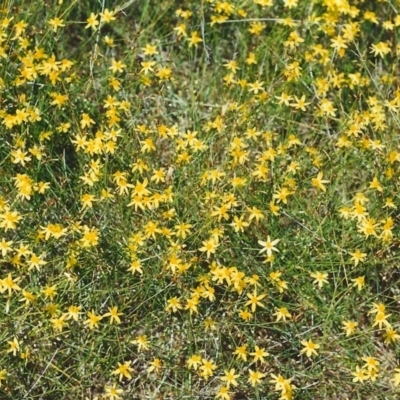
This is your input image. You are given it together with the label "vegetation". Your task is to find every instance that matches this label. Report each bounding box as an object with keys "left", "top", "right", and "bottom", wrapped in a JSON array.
[{"left": 0, "top": 0, "right": 400, "bottom": 398}]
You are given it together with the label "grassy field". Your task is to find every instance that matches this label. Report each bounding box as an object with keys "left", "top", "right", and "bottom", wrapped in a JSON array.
[{"left": 0, "top": 0, "right": 400, "bottom": 399}]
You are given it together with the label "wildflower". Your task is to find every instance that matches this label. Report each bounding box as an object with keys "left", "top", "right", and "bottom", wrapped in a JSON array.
[
  {"left": 330, "top": 35, "right": 348, "bottom": 51},
  {"left": 373, "top": 311, "right": 391, "bottom": 329},
  {"left": 85, "top": 13, "right": 99, "bottom": 29},
  {"left": 0, "top": 273, "right": 21, "bottom": 295},
  {"left": 165, "top": 297, "right": 183, "bottom": 313},
  {"left": 258, "top": 236, "right": 280, "bottom": 256},
  {"left": 80, "top": 113, "right": 95, "bottom": 129},
  {"left": 19, "top": 290, "right": 37, "bottom": 306},
  {"left": 51, "top": 315, "right": 67, "bottom": 332},
  {"left": 248, "top": 80, "right": 264, "bottom": 94},
  {"left": 0, "top": 369, "right": 6, "bottom": 387},
  {"left": 342, "top": 320, "right": 358, "bottom": 336},
  {"left": 104, "top": 384, "right": 123, "bottom": 400},
  {"left": 300, "top": 339, "right": 320, "bottom": 357},
  {"left": 310, "top": 271, "right": 328, "bottom": 288},
  {"left": 185, "top": 296, "right": 199, "bottom": 314},
  {"left": 83, "top": 310, "right": 102, "bottom": 330},
  {"left": 274, "top": 307, "right": 292, "bottom": 322},
  {"left": 311, "top": 172, "right": 329, "bottom": 192},
  {"left": 174, "top": 222, "right": 192, "bottom": 239},
  {"left": 131, "top": 335, "right": 149, "bottom": 351},
  {"left": 199, "top": 237, "right": 218, "bottom": 258},
  {"left": 362, "top": 356, "right": 379, "bottom": 372},
  {"left": 392, "top": 368, "right": 400, "bottom": 386},
  {"left": 270, "top": 373, "right": 293, "bottom": 392},
  {"left": 173, "top": 23, "right": 187, "bottom": 37},
  {"left": 187, "top": 354, "right": 202, "bottom": 370},
  {"left": 103, "top": 306, "right": 123, "bottom": 325},
  {"left": 103, "top": 35, "right": 115, "bottom": 46},
  {"left": 147, "top": 358, "right": 162, "bottom": 374},
  {"left": 100, "top": 9, "right": 116, "bottom": 23},
  {"left": 80, "top": 226, "right": 99, "bottom": 247},
  {"left": 248, "top": 369, "right": 266, "bottom": 386},
  {"left": 0, "top": 238, "right": 13, "bottom": 256},
  {"left": 245, "top": 52, "right": 257, "bottom": 64},
  {"left": 351, "top": 276, "right": 365, "bottom": 291},
  {"left": 370, "top": 42, "right": 391, "bottom": 58},
  {"left": 290, "top": 94, "right": 310, "bottom": 111},
  {"left": 273, "top": 187, "right": 292, "bottom": 204},
  {"left": 383, "top": 328, "right": 400, "bottom": 344},
  {"left": 81, "top": 193, "right": 96, "bottom": 210},
  {"left": 233, "top": 344, "right": 248, "bottom": 361},
  {"left": 215, "top": 386, "right": 231, "bottom": 400},
  {"left": 350, "top": 250, "right": 367, "bottom": 266},
  {"left": 220, "top": 368, "right": 240, "bottom": 388},
  {"left": 109, "top": 59, "right": 126, "bottom": 74},
  {"left": 65, "top": 305, "right": 82, "bottom": 321},
  {"left": 112, "top": 361, "right": 134, "bottom": 381},
  {"left": 250, "top": 345, "right": 269, "bottom": 363},
  {"left": 245, "top": 291, "right": 266, "bottom": 312},
  {"left": 199, "top": 358, "right": 217, "bottom": 380},
  {"left": 230, "top": 216, "right": 249, "bottom": 232},
  {"left": 383, "top": 197, "right": 396, "bottom": 209},
  {"left": 7, "top": 337, "right": 20, "bottom": 356},
  {"left": 239, "top": 309, "right": 252, "bottom": 321},
  {"left": 48, "top": 17, "right": 65, "bottom": 32},
  {"left": 248, "top": 21, "right": 265, "bottom": 35},
  {"left": 142, "top": 43, "right": 159, "bottom": 55},
  {"left": 352, "top": 366, "right": 368, "bottom": 383},
  {"left": 358, "top": 217, "right": 379, "bottom": 238},
  {"left": 0, "top": 209, "right": 22, "bottom": 231},
  {"left": 187, "top": 31, "right": 202, "bottom": 47}
]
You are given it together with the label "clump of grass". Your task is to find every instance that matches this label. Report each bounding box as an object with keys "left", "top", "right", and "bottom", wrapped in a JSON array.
[{"left": 0, "top": 0, "right": 400, "bottom": 399}]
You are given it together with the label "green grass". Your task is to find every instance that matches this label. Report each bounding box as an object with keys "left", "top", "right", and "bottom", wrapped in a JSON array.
[{"left": 0, "top": 0, "right": 400, "bottom": 399}]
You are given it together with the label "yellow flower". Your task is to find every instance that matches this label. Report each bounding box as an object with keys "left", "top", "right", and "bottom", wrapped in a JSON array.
[
  {"left": 111, "top": 361, "right": 134, "bottom": 381},
  {"left": 0, "top": 369, "right": 7, "bottom": 387},
  {"left": 187, "top": 354, "right": 202, "bottom": 370},
  {"left": 147, "top": 358, "right": 162, "bottom": 374},
  {"left": 258, "top": 236, "right": 280, "bottom": 256},
  {"left": 220, "top": 368, "right": 240, "bottom": 388},
  {"left": 7, "top": 337, "right": 20, "bottom": 356},
  {"left": 370, "top": 42, "right": 391, "bottom": 58},
  {"left": 109, "top": 59, "right": 126, "bottom": 74},
  {"left": 48, "top": 17, "right": 65, "bottom": 32},
  {"left": 300, "top": 339, "right": 320, "bottom": 357},
  {"left": 250, "top": 345, "right": 269, "bottom": 363},
  {"left": 104, "top": 383, "right": 123, "bottom": 399},
  {"left": 233, "top": 344, "right": 248, "bottom": 361},
  {"left": 245, "top": 291, "right": 266, "bottom": 312},
  {"left": 199, "top": 237, "right": 218, "bottom": 258},
  {"left": 351, "top": 276, "right": 365, "bottom": 291},
  {"left": 350, "top": 250, "right": 367, "bottom": 266},
  {"left": 142, "top": 43, "right": 159, "bottom": 55},
  {"left": 274, "top": 307, "right": 292, "bottom": 322},
  {"left": 131, "top": 335, "right": 150, "bottom": 351},
  {"left": 100, "top": 9, "right": 116, "bottom": 23},
  {"left": 352, "top": 366, "right": 368, "bottom": 383},
  {"left": 199, "top": 358, "right": 217, "bottom": 380},
  {"left": 187, "top": 31, "right": 202, "bottom": 47},
  {"left": 342, "top": 320, "right": 358, "bottom": 336},
  {"left": 311, "top": 171, "right": 329, "bottom": 192},
  {"left": 85, "top": 13, "right": 99, "bottom": 29},
  {"left": 391, "top": 368, "right": 400, "bottom": 386},
  {"left": 310, "top": 271, "right": 328, "bottom": 288},
  {"left": 83, "top": 310, "right": 102, "bottom": 330},
  {"left": 103, "top": 306, "right": 123, "bottom": 325},
  {"left": 248, "top": 369, "right": 266, "bottom": 386},
  {"left": 290, "top": 94, "right": 310, "bottom": 111}
]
